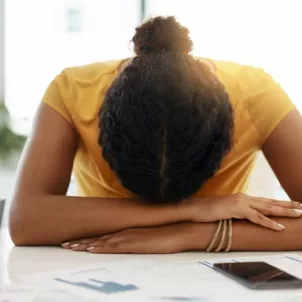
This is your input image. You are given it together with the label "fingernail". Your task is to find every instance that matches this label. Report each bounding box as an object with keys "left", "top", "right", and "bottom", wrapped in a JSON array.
[
  {"left": 278, "top": 224, "right": 285, "bottom": 230},
  {"left": 61, "top": 242, "right": 70, "bottom": 248},
  {"left": 71, "top": 244, "right": 80, "bottom": 248},
  {"left": 294, "top": 209, "right": 302, "bottom": 215},
  {"left": 87, "top": 247, "right": 95, "bottom": 252}
]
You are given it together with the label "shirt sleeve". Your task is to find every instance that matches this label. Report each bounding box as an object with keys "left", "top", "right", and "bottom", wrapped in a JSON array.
[
  {"left": 42, "top": 71, "right": 73, "bottom": 124},
  {"left": 246, "top": 68, "right": 296, "bottom": 146}
]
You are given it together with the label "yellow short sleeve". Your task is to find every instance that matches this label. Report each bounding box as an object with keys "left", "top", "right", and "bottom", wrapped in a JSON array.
[
  {"left": 246, "top": 69, "right": 295, "bottom": 146},
  {"left": 42, "top": 71, "right": 72, "bottom": 124}
]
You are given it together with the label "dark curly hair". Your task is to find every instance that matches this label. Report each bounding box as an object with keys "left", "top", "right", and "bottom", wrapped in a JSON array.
[{"left": 99, "top": 16, "right": 234, "bottom": 203}]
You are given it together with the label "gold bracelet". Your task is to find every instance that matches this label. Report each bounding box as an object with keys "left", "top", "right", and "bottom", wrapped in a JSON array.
[
  {"left": 215, "top": 220, "right": 227, "bottom": 252},
  {"left": 225, "top": 219, "right": 233, "bottom": 252},
  {"left": 206, "top": 220, "right": 223, "bottom": 253}
]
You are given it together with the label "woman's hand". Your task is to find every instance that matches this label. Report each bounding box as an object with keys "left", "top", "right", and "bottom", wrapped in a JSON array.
[
  {"left": 62, "top": 223, "right": 193, "bottom": 254},
  {"left": 183, "top": 193, "right": 302, "bottom": 231}
]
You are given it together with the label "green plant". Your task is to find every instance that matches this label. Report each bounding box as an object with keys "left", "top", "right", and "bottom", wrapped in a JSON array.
[{"left": 0, "top": 101, "right": 27, "bottom": 160}]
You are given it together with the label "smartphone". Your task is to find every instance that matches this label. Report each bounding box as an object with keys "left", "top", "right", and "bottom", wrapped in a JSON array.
[{"left": 213, "top": 261, "right": 302, "bottom": 289}]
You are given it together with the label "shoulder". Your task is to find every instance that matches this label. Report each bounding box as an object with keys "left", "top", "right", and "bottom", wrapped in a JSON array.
[
  {"left": 215, "top": 60, "right": 295, "bottom": 145},
  {"left": 47, "top": 59, "right": 126, "bottom": 123},
  {"left": 199, "top": 59, "right": 268, "bottom": 106},
  {"left": 213, "top": 59, "right": 267, "bottom": 86},
  {"left": 57, "top": 60, "right": 126, "bottom": 94},
  {"left": 209, "top": 59, "right": 295, "bottom": 145},
  {"left": 212, "top": 59, "right": 290, "bottom": 106},
  {"left": 61, "top": 59, "right": 125, "bottom": 82}
]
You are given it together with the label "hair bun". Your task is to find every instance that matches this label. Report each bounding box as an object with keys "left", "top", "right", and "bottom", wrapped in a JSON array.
[{"left": 132, "top": 16, "right": 193, "bottom": 56}]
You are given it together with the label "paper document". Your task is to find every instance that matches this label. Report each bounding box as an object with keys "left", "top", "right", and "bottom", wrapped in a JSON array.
[
  {"left": 18, "top": 255, "right": 302, "bottom": 301},
  {"left": 0, "top": 284, "right": 95, "bottom": 302}
]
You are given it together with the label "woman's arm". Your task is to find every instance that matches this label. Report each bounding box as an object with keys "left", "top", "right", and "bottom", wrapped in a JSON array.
[
  {"left": 63, "top": 217, "right": 302, "bottom": 254},
  {"left": 65, "top": 107, "right": 302, "bottom": 254},
  {"left": 10, "top": 104, "right": 301, "bottom": 246},
  {"left": 9, "top": 104, "right": 187, "bottom": 246},
  {"left": 262, "top": 109, "right": 302, "bottom": 202}
]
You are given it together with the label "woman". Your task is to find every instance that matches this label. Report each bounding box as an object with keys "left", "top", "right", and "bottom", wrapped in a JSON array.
[{"left": 9, "top": 17, "right": 302, "bottom": 253}]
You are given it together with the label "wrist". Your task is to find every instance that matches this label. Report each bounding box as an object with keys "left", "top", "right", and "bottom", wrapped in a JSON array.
[
  {"left": 185, "top": 222, "right": 219, "bottom": 251},
  {"left": 178, "top": 196, "right": 217, "bottom": 222},
  {"left": 135, "top": 202, "right": 189, "bottom": 227},
  {"left": 178, "top": 198, "right": 197, "bottom": 222},
  {"left": 168, "top": 222, "right": 202, "bottom": 252}
]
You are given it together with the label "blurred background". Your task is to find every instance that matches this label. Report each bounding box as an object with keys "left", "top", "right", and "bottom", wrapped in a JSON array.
[{"left": 1, "top": 0, "right": 302, "bottom": 225}]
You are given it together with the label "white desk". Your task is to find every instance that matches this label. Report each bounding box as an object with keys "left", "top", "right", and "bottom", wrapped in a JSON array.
[
  {"left": 1, "top": 228, "right": 301, "bottom": 284},
  {"left": 1, "top": 227, "right": 302, "bottom": 302}
]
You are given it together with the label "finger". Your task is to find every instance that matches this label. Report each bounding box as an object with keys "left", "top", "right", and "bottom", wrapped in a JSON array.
[
  {"left": 61, "top": 242, "right": 72, "bottom": 249},
  {"left": 261, "top": 199, "right": 302, "bottom": 209},
  {"left": 70, "top": 236, "right": 116, "bottom": 252},
  {"left": 98, "top": 234, "right": 113, "bottom": 240},
  {"left": 70, "top": 237, "right": 113, "bottom": 252},
  {"left": 61, "top": 237, "right": 101, "bottom": 249},
  {"left": 247, "top": 209, "right": 285, "bottom": 231},
  {"left": 70, "top": 243, "right": 91, "bottom": 252},
  {"left": 70, "top": 235, "right": 117, "bottom": 251},
  {"left": 87, "top": 246, "right": 127, "bottom": 254},
  {"left": 87, "top": 241, "right": 129, "bottom": 254},
  {"left": 254, "top": 204, "right": 302, "bottom": 218},
  {"left": 86, "top": 237, "right": 133, "bottom": 254}
]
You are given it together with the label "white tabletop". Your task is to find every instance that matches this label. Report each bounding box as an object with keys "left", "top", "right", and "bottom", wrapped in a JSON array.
[{"left": 1, "top": 228, "right": 301, "bottom": 286}]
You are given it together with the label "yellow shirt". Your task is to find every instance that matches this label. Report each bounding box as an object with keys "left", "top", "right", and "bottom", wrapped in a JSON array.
[{"left": 42, "top": 58, "right": 295, "bottom": 198}]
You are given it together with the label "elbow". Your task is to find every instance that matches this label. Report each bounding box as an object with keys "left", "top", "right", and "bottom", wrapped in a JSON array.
[
  {"left": 9, "top": 232, "right": 30, "bottom": 247},
  {"left": 9, "top": 213, "right": 33, "bottom": 246},
  {"left": 9, "top": 196, "right": 62, "bottom": 246},
  {"left": 9, "top": 198, "right": 40, "bottom": 246},
  {"left": 9, "top": 227, "right": 30, "bottom": 246}
]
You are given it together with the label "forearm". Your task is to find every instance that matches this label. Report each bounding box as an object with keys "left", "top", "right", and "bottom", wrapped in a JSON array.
[
  {"left": 186, "top": 218, "right": 302, "bottom": 251},
  {"left": 9, "top": 194, "right": 186, "bottom": 246}
]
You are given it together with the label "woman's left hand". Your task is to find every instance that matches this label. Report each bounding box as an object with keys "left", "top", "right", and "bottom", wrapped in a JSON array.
[{"left": 62, "top": 223, "right": 193, "bottom": 254}]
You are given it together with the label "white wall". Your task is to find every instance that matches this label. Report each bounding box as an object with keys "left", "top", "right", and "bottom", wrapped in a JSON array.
[
  {"left": 0, "top": 0, "right": 4, "bottom": 99},
  {"left": 146, "top": 0, "right": 302, "bottom": 112},
  {"left": 5, "top": 0, "right": 140, "bottom": 135}
]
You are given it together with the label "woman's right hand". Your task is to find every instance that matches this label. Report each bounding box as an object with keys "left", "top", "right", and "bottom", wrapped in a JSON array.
[{"left": 183, "top": 193, "right": 302, "bottom": 231}]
